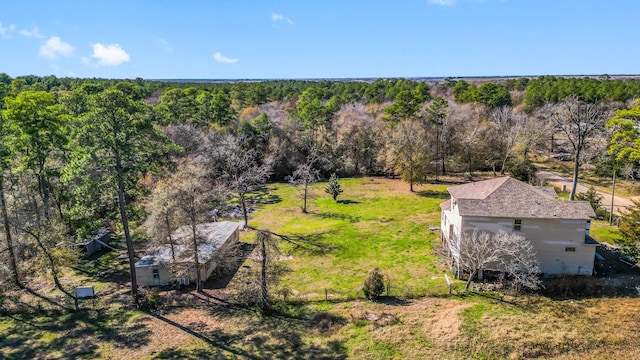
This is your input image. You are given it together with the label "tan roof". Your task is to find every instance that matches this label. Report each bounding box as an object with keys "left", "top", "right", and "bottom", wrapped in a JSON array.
[{"left": 445, "top": 177, "right": 596, "bottom": 219}]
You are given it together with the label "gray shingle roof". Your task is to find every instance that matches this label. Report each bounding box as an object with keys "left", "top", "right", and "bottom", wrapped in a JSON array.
[{"left": 444, "top": 177, "right": 596, "bottom": 220}]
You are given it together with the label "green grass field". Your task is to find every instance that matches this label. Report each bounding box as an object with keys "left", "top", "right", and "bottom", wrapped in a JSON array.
[{"left": 248, "top": 177, "right": 451, "bottom": 299}]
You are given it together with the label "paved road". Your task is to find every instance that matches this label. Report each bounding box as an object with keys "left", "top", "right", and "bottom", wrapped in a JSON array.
[{"left": 536, "top": 169, "right": 636, "bottom": 215}]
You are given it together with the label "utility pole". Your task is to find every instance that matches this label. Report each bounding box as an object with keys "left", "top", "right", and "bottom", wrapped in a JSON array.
[{"left": 609, "top": 169, "right": 616, "bottom": 225}]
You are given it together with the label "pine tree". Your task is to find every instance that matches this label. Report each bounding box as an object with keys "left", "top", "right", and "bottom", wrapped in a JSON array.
[
  {"left": 325, "top": 173, "right": 343, "bottom": 201},
  {"left": 620, "top": 201, "right": 640, "bottom": 259}
]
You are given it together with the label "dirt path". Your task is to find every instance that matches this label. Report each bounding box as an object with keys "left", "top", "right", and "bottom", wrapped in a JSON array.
[{"left": 537, "top": 169, "right": 635, "bottom": 215}]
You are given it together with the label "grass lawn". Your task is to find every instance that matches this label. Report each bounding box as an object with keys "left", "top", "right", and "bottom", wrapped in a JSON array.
[
  {"left": 248, "top": 177, "right": 451, "bottom": 299},
  {"left": 590, "top": 219, "right": 623, "bottom": 245},
  {"left": 4, "top": 176, "right": 640, "bottom": 360}
]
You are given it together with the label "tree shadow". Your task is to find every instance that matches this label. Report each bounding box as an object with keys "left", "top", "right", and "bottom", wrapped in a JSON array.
[
  {"left": 416, "top": 189, "right": 450, "bottom": 199},
  {"left": 261, "top": 229, "right": 338, "bottom": 256},
  {"left": 196, "top": 305, "right": 349, "bottom": 360},
  {"left": 146, "top": 311, "right": 259, "bottom": 359},
  {"left": 22, "top": 286, "right": 72, "bottom": 312},
  {"left": 70, "top": 250, "right": 132, "bottom": 285},
  {"left": 337, "top": 199, "right": 360, "bottom": 205},
  {"left": 376, "top": 296, "right": 410, "bottom": 306},
  {"left": 0, "top": 307, "right": 153, "bottom": 359},
  {"left": 206, "top": 242, "right": 257, "bottom": 290},
  {"left": 311, "top": 211, "right": 361, "bottom": 224},
  {"left": 246, "top": 185, "right": 282, "bottom": 205}
]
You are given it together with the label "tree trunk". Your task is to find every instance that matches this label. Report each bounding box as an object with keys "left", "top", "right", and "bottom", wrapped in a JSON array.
[
  {"left": 191, "top": 224, "right": 202, "bottom": 292},
  {"left": 435, "top": 125, "right": 440, "bottom": 182},
  {"left": 164, "top": 214, "right": 176, "bottom": 261},
  {"left": 569, "top": 149, "right": 580, "bottom": 200},
  {"left": 465, "top": 269, "right": 477, "bottom": 291},
  {"left": 302, "top": 182, "right": 309, "bottom": 213},
  {"left": 0, "top": 177, "right": 20, "bottom": 288},
  {"left": 240, "top": 192, "right": 249, "bottom": 229},
  {"left": 114, "top": 147, "right": 139, "bottom": 306},
  {"left": 260, "top": 234, "right": 269, "bottom": 313},
  {"left": 28, "top": 199, "right": 77, "bottom": 311},
  {"left": 37, "top": 164, "right": 50, "bottom": 219},
  {"left": 500, "top": 152, "right": 509, "bottom": 175}
]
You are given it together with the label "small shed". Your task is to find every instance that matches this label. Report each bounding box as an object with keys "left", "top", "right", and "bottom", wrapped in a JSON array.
[
  {"left": 136, "top": 221, "right": 240, "bottom": 287},
  {"left": 76, "top": 228, "right": 112, "bottom": 256}
]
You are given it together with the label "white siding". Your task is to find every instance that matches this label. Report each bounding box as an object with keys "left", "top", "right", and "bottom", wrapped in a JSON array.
[{"left": 460, "top": 216, "right": 595, "bottom": 275}]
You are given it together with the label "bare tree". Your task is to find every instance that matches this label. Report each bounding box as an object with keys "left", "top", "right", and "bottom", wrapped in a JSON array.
[
  {"left": 335, "top": 103, "right": 384, "bottom": 175},
  {"left": 207, "top": 134, "right": 272, "bottom": 229},
  {"left": 144, "top": 179, "right": 180, "bottom": 262},
  {"left": 390, "top": 120, "right": 430, "bottom": 192},
  {"left": 170, "top": 166, "right": 222, "bottom": 292},
  {"left": 622, "top": 163, "right": 636, "bottom": 181},
  {"left": 291, "top": 151, "right": 321, "bottom": 213},
  {"left": 256, "top": 230, "right": 279, "bottom": 313},
  {"left": 489, "top": 106, "right": 525, "bottom": 175},
  {"left": 11, "top": 173, "right": 79, "bottom": 309},
  {"left": 546, "top": 97, "right": 611, "bottom": 200},
  {"left": 501, "top": 233, "right": 542, "bottom": 295},
  {"left": 445, "top": 230, "right": 540, "bottom": 291}
]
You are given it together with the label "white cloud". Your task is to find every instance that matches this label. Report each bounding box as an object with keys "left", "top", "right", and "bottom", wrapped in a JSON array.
[
  {"left": 0, "top": 22, "right": 16, "bottom": 37},
  {"left": 91, "top": 43, "right": 130, "bottom": 66},
  {"left": 40, "top": 36, "right": 75, "bottom": 59},
  {"left": 271, "top": 12, "right": 294, "bottom": 25},
  {"left": 155, "top": 38, "right": 172, "bottom": 52},
  {"left": 427, "top": 0, "right": 457, "bottom": 5},
  {"left": 20, "top": 26, "right": 45, "bottom": 39},
  {"left": 213, "top": 51, "right": 238, "bottom": 64}
]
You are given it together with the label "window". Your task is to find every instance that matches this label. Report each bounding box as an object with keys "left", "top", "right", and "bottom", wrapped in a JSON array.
[
  {"left": 565, "top": 247, "right": 576, "bottom": 252},
  {"left": 152, "top": 268, "right": 159, "bottom": 274},
  {"left": 514, "top": 219, "right": 522, "bottom": 231}
]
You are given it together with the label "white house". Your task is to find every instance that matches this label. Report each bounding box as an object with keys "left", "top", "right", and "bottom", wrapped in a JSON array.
[
  {"left": 136, "top": 221, "right": 240, "bottom": 287},
  {"left": 440, "top": 177, "right": 597, "bottom": 276}
]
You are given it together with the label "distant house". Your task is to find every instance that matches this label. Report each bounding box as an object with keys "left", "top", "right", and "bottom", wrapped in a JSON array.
[
  {"left": 136, "top": 221, "right": 240, "bottom": 287},
  {"left": 440, "top": 177, "right": 597, "bottom": 276}
]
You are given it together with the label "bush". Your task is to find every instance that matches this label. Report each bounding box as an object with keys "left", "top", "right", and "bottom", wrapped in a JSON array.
[
  {"left": 509, "top": 158, "right": 537, "bottom": 183},
  {"left": 141, "top": 288, "right": 161, "bottom": 310},
  {"left": 363, "top": 268, "right": 385, "bottom": 300}
]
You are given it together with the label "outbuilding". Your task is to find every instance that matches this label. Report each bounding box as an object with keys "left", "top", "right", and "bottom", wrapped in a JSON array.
[{"left": 136, "top": 221, "right": 240, "bottom": 287}]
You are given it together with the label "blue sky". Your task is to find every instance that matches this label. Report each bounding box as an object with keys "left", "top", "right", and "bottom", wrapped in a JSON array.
[{"left": 0, "top": 0, "right": 638, "bottom": 79}]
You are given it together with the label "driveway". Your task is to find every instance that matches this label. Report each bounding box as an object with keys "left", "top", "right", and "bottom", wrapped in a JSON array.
[{"left": 536, "top": 169, "right": 636, "bottom": 215}]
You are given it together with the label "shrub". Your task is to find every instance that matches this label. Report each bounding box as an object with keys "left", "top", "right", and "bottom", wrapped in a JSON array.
[
  {"left": 363, "top": 268, "right": 385, "bottom": 300},
  {"left": 325, "top": 173, "right": 344, "bottom": 201},
  {"left": 509, "top": 158, "right": 537, "bottom": 183}
]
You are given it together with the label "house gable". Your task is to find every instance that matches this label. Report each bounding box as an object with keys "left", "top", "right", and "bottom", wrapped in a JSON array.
[{"left": 440, "top": 177, "right": 597, "bottom": 276}]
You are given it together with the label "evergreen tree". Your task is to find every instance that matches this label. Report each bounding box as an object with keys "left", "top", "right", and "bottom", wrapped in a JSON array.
[
  {"left": 325, "top": 173, "right": 343, "bottom": 201},
  {"left": 619, "top": 201, "right": 640, "bottom": 259}
]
